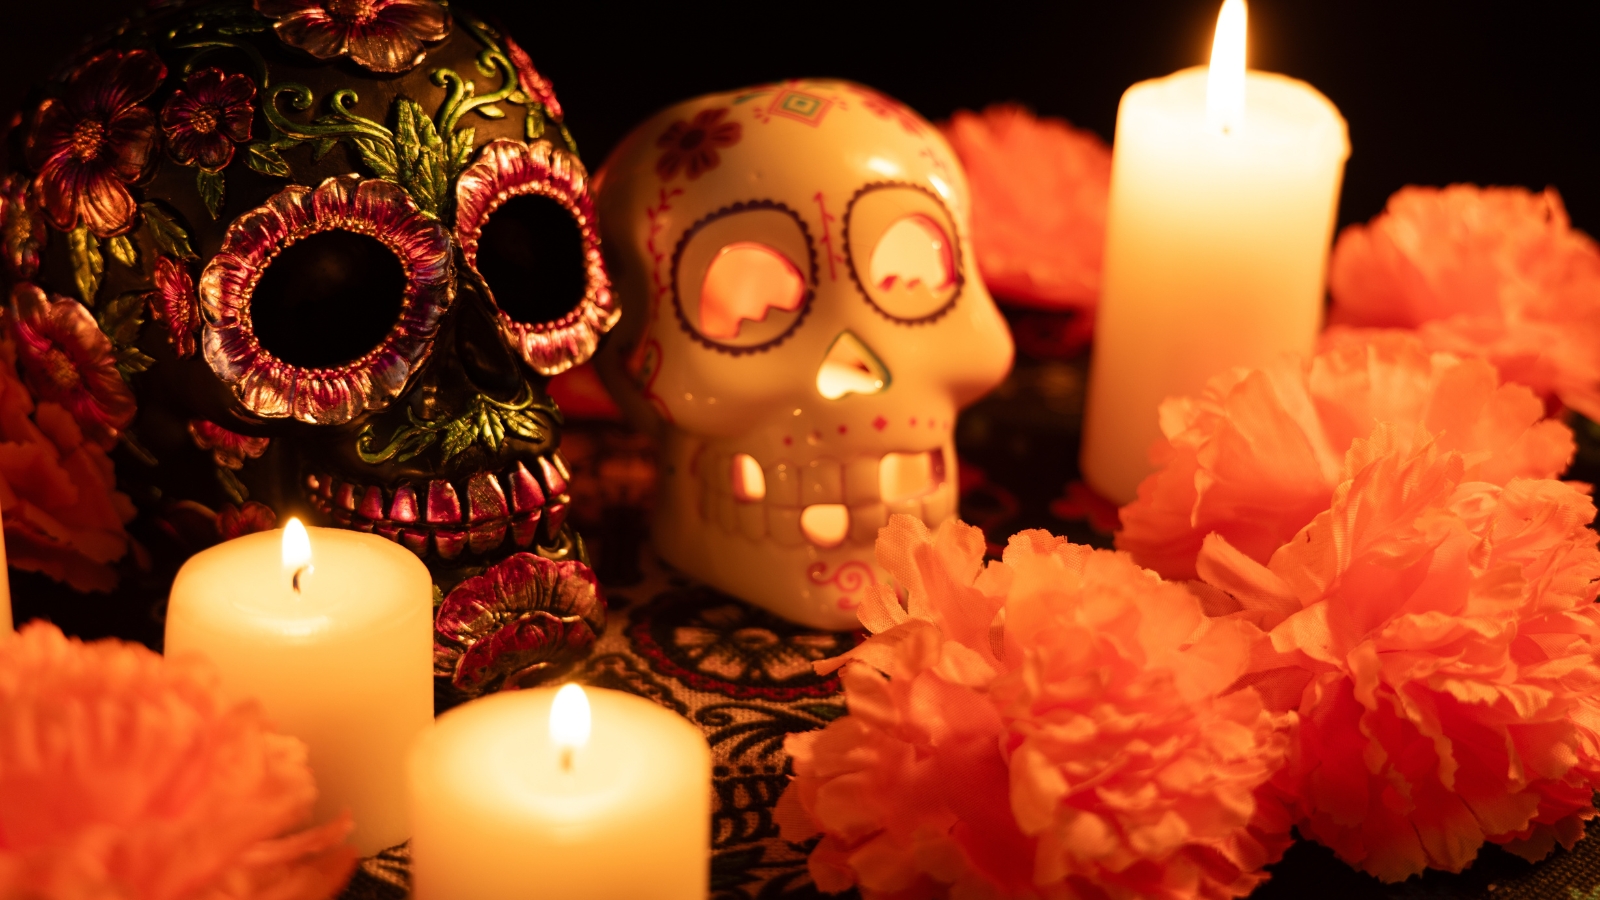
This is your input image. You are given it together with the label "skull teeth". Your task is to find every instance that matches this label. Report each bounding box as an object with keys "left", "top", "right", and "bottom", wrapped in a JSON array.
[
  {"left": 700, "top": 447, "right": 954, "bottom": 548},
  {"left": 304, "top": 455, "right": 571, "bottom": 560}
]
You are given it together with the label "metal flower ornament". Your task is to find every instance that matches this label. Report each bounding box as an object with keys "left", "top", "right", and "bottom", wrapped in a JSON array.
[{"left": 0, "top": 0, "right": 617, "bottom": 696}]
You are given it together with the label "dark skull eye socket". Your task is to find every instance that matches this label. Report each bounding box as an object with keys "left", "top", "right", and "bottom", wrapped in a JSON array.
[
  {"left": 251, "top": 229, "right": 408, "bottom": 369},
  {"left": 476, "top": 193, "right": 588, "bottom": 326}
]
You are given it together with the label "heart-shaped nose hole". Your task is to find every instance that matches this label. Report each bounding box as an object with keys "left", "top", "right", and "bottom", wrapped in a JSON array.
[{"left": 816, "top": 331, "right": 890, "bottom": 400}]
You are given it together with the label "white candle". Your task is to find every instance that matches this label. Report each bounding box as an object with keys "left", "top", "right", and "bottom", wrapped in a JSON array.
[
  {"left": 408, "top": 684, "right": 710, "bottom": 900},
  {"left": 1080, "top": 0, "right": 1349, "bottom": 504},
  {"left": 165, "top": 520, "right": 434, "bottom": 855}
]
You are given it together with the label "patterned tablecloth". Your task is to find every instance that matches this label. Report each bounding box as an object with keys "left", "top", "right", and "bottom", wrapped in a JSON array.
[{"left": 325, "top": 306, "right": 1600, "bottom": 900}]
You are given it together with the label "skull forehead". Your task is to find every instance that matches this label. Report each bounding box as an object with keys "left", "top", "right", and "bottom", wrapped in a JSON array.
[{"left": 603, "top": 80, "right": 968, "bottom": 230}]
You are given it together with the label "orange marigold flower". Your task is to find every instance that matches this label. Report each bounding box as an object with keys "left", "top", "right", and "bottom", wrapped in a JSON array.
[
  {"left": 0, "top": 325, "right": 134, "bottom": 592},
  {"left": 1327, "top": 185, "right": 1600, "bottom": 418},
  {"left": 1194, "top": 429, "right": 1600, "bottom": 880},
  {"left": 778, "top": 516, "right": 1290, "bottom": 900},
  {"left": 0, "top": 621, "right": 357, "bottom": 899},
  {"left": 1118, "top": 331, "right": 1573, "bottom": 583},
  {"left": 940, "top": 104, "right": 1110, "bottom": 312}
]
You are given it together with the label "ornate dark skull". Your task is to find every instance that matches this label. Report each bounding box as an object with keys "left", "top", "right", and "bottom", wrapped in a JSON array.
[{"left": 0, "top": 0, "right": 613, "bottom": 694}]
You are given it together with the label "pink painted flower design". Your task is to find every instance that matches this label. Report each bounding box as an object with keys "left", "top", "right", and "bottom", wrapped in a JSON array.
[
  {"left": 0, "top": 173, "right": 46, "bottom": 280},
  {"left": 161, "top": 67, "right": 255, "bottom": 171},
  {"left": 254, "top": 0, "right": 451, "bottom": 74},
  {"left": 455, "top": 139, "right": 616, "bottom": 374},
  {"left": 9, "top": 283, "right": 135, "bottom": 450},
  {"left": 434, "top": 552, "right": 605, "bottom": 693},
  {"left": 503, "top": 34, "right": 562, "bottom": 121},
  {"left": 200, "top": 175, "right": 453, "bottom": 424},
  {"left": 24, "top": 49, "right": 165, "bottom": 238},
  {"left": 219, "top": 500, "right": 278, "bottom": 540},
  {"left": 655, "top": 108, "right": 741, "bottom": 181},
  {"left": 188, "top": 418, "right": 270, "bottom": 470},
  {"left": 151, "top": 255, "right": 200, "bottom": 356}
]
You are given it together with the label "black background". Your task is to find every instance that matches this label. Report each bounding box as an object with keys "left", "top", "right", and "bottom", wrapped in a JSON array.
[{"left": 3, "top": 0, "right": 1598, "bottom": 236}]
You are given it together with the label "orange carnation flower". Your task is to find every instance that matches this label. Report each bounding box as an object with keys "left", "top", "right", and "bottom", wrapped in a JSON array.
[
  {"left": 1327, "top": 185, "right": 1600, "bottom": 418},
  {"left": 0, "top": 622, "right": 357, "bottom": 899},
  {"left": 940, "top": 104, "right": 1110, "bottom": 311},
  {"left": 0, "top": 325, "right": 135, "bottom": 592},
  {"left": 1195, "top": 430, "right": 1600, "bottom": 880},
  {"left": 1118, "top": 331, "right": 1573, "bottom": 582},
  {"left": 778, "top": 516, "right": 1289, "bottom": 900}
]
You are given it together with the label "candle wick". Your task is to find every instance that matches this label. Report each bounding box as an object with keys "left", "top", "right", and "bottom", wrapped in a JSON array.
[
  {"left": 292, "top": 565, "right": 311, "bottom": 594},
  {"left": 560, "top": 746, "right": 574, "bottom": 772}
]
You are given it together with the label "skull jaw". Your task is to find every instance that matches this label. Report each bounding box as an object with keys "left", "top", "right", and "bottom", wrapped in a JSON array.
[{"left": 651, "top": 427, "right": 958, "bottom": 632}]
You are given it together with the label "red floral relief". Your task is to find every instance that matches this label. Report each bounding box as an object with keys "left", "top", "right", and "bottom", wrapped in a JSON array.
[
  {"left": 502, "top": 34, "right": 562, "bottom": 121},
  {"left": 0, "top": 173, "right": 46, "bottom": 281},
  {"left": 254, "top": 0, "right": 451, "bottom": 74},
  {"left": 188, "top": 419, "right": 270, "bottom": 470},
  {"left": 151, "top": 256, "right": 200, "bottom": 357},
  {"left": 9, "top": 283, "right": 135, "bottom": 451},
  {"left": 25, "top": 49, "right": 166, "bottom": 238},
  {"left": 161, "top": 68, "right": 255, "bottom": 171},
  {"left": 655, "top": 108, "right": 741, "bottom": 181}
]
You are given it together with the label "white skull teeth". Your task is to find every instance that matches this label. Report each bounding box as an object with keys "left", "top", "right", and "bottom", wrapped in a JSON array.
[
  {"left": 305, "top": 453, "right": 573, "bottom": 560},
  {"left": 699, "top": 448, "right": 954, "bottom": 548}
]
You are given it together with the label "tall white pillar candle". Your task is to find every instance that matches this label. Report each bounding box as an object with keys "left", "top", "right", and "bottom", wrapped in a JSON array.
[
  {"left": 165, "top": 522, "right": 434, "bottom": 854},
  {"left": 1080, "top": 0, "right": 1349, "bottom": 504},
  {"left": 408, "top": 684, "right": 711, "bottom": 899}
]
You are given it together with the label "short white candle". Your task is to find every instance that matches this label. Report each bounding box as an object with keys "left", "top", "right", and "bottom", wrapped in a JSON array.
[
  {"left": 408, "top": 684, "right": 711, "bottom": 900},
  {"left": 1080, "top": 0, "right": 1349, "bottom": 503},
  {"left": 165, "top": 521, "right": 434, "bottom": 855}
]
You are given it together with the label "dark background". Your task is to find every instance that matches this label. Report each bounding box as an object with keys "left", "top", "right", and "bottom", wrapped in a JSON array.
[{"left": 3, "top": 0, "right": 1598, "bottom": 235}]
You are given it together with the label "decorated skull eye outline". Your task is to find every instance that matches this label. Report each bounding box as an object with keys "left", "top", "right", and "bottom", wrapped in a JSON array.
[
  {"left": 200, "top": 174, "right": 455, "bottom": 425},
  {"left": 843, "top": 182, "right": 965, "bottom": 325},
  {"left": 455, "top": 139, "right": 617, "bottom": 376},
  {"left": 670, "top": 200, "right": 818, "bottom": 356}
]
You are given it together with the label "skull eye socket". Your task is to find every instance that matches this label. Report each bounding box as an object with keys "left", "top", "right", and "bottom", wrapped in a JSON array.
[
  {"left": 846, "top": 183, "right": 964, "bottom": 324},
  {"left": 251, "top": 229, "right": 407, "bottom": 369},
  {"left": 699, "top": 243, "right": 806, "bottom": 340},
  {"left": 200, "top": 176, "right": 455, "bottom": 425},
  {"left": 474, "top": 193, "right": 589, "bottom": 327},
  {"left": 454, "top": 140, "right": 617, "bottom": 376},
  {"left": 672, "top": 201, "right": 816, "bottom": 354}
]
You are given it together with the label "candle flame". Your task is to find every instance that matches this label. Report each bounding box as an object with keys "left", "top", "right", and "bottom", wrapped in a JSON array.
[
  {"left": 1206, "top": 0, "right": 1248, "bottom": 133},
  {"left": 550, "top": 683, "right": 591, "bottom": 760},
  {"left": 282, "top": 518, "right": 313, "bottom": 593}
]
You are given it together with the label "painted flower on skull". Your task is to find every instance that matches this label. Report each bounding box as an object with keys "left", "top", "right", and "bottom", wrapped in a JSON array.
[
  {"left": 655, "top": 108, "right": 742, "bottom": 181},
  {"left": 24, "top": 49, "right": 165, "bottom": 238},
  {"left": 253, "top": 0, "right": 452, "bottom": 74},
  {"left": 151, "top": 256, "right": 201, "bottom": 357},
  {"left": 0, "top": 174, "right": 46, "bottom": 280},
  {"left": 9, "top": 284, "right": 135, "bottom": 451},
  {"left": 160, "top": 68, "right": 255, "bottom": 171}
]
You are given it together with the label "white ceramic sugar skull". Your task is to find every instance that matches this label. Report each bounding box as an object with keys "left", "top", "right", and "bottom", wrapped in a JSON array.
[{"left": 596, "top": 80, "right": 1013, "bottom": 629}]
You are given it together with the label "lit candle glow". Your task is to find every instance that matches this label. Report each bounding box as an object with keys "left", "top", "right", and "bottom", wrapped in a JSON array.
[
  {"left": 1206, "top": 0, "right": 1248, "bottom": 132},
  {"left": 166, "top": 524, "right": 434, "bottom": 854},
  {"left": 550, "top": 682, "right": 591, "bottom": 771},
  {"left": 1080, "top": 0, "right": 1349, "bottom": 504},
  {"left": 408, "top": 686, "right": 711, "bottom": 899}
]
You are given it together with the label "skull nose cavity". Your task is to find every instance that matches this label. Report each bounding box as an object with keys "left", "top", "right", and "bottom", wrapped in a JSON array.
[
  {"left": 456, "top": 288, "right": 524, "bottom": 398},
  {"left": 800, "top": 504, "right": 850, "bottom": 548},
  {"left": 816, "top": 331, "right": 889, "bottom": 400}
]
